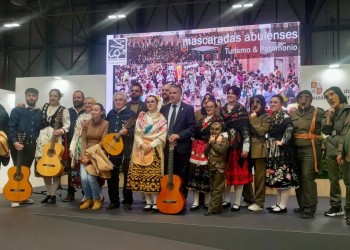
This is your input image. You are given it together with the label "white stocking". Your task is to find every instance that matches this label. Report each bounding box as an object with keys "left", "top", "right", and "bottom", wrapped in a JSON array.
[
  {"left": 278, "top": 189, "right": 290, "bottom": 209},
  {"left": 144, "top": 193, "right": 152, "bottom": 205},
  {"left": 204, "top": 192, "right": 210, "bottom": 206},
  {"left": 234, "top": 185, "right": 243, "bottom": 206},
  {"left": 192, "top": 191, "right": 199, "bottom": 206},
  {"left": 223, "top": 186, "right": 231, "bottom": 203}
]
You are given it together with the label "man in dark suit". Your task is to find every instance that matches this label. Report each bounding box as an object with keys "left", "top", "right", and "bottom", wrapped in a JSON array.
[{"left": 160, "top": 84, "right": 196, "bottom": 198}]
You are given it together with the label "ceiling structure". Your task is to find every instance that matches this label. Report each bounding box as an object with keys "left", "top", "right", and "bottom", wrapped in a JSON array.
[{"left": 1, "top": 0, "right": 350, "bottom": 90}]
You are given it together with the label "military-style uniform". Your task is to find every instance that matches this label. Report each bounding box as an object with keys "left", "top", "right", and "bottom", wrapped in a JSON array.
[
  {"left": 205, "top": 137, "right": 229, "bottom": 214},
  {"left": 290, "top": 106, "right": 325, "bottom": 215},
  {"left": 249, "top": 112, "right": 272, "bottom": 208},
  {"left": 322, "top": 104, "right": 350, "bottom": 215}
]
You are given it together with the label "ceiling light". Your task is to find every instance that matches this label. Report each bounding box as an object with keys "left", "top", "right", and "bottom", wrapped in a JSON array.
[
  {"left": 11, "top": 0, "right": 26, "bottom": 6},
  {"left": 3, "top": 23, "right": 20, "bottom": 28},
  {"left": 243, "top": 3, "right": 254, "bottom": 7},
  {"left": 329, "top": 64, "right": 340, "bottom": 69},
  {"left": 232, "top": 4, "right": 242, "bottom": 8},
  {"left": 117, "top": 14, "right": 126, "bottom": 18},
  {"left": 108, "top": 15, "right": 117, "bottom": 19}
]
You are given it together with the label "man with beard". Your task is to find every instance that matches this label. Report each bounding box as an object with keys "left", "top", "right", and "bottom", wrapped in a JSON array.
[
  {"left": 290, "top": 90, "right": 324, "bottom": 218},
  {"left": 62, "top": 90, "right": 85, "bottom": 202},
  {"left": 161, "top": 84, "right": 171, "bottom": 106},
  {"left": 247, "top": 95, "right": 272, "bottom": 211},
  {"left": 126, "top": 83, "right": 147, "bottom": 115},
  {"left": 323, "top": 87, "right": 350, "bottom": 224},
  {"left": 8, "top": 88, "right": 42, "bottom": 207}
]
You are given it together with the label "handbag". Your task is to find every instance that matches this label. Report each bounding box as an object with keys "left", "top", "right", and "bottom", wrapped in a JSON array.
[{"left": 132, "top": 138, "right": 154, "bottom": 166}]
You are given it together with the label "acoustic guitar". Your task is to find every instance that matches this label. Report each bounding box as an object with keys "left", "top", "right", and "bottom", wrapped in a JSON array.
[
  {"left": 3, "top": 133, "right": 32, "bottom": 202},
  {"left": 102, "top": 116, "right": 136, "bottom": 156},
  {"left": 36, "top": 111, "right": 65, "bottom": 177},
  {"left": 157, "top": 142, "right": 185, "bottom": 214}
]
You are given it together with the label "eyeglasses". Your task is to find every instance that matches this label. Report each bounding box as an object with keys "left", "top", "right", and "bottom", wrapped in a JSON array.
[
  {"left": 206, "top": 106, "right": 215, "bottom": 109},
  {"left": 146, "top": 100, "right": 156, "bottom": 104}
]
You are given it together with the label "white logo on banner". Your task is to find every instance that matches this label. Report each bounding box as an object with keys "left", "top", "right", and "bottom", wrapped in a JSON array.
[{"left": 107, "top": 38, "right": 127, "bottom": 65}]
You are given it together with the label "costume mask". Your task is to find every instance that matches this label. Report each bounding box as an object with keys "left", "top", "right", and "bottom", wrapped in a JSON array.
[
  {"left": 324, "top": 90, "right": 340, "bottom": 108},
  {"left": 298, "top": 93, "right": 312, "bottom": 110},
  {"left": 250, "top": 98, "right": 262, "bottom": 114},
  {"left": 210, "top": 122, "right": 222, "bottom": 137}
]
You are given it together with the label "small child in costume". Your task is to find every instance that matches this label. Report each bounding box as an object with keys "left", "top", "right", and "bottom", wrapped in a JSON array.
[{"left": 204, "top": 122, "right": 229, "bottom": 216}]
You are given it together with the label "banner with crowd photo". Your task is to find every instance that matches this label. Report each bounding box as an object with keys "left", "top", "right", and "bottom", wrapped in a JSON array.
[{"left": 106, "top": 22, "right": 300, "bottom": 111}]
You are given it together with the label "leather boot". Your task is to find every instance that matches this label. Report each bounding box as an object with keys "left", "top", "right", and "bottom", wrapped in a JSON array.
[
  {"left": 80, "top": 199, "right": 93, "bottom": 210},
  {"left": 346, "top": 208, "right": 350, "bottom": 225},
  {"left": 41, "top": 195, "right": 50, "bottom": 203},
  {"left": 91, "top": 199, "right": 102, "bottom": 211},
  {"left": 48, "top": 196, "right": 56, "bottom": 204}
]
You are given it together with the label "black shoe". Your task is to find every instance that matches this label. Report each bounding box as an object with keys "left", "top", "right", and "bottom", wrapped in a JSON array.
[
  {"left": 269, "top": 205, "right": 287, "bottom": 214},
  {"left": 222, "top": 201, "right": 231, "bottom": 209},
  {"left": 124, "top": 204, "right": 132, "bottom": 210},
  {"left": 189, "top": 205, "right": 200, "bottom": 211},
  {"left": 324, "top": 206, "right": 344, "bottom": 217},
  {"left": 301, "top": 212, "right": 314, "bottom": 219},
  {"left": 143, "top": 204, "right": 152, "bottom": 212},
  {"left": 151, "top": 205, "right": 159, "bottom": 213},
  {"left": 293, "top": 207, "right": 303, "bottom": 214},
  {"left": 48, "top": 196, "right": 56, "bottom": 204},
  {"left": 41, "top": 196, "right": 50, "bottom": 204},
  {"left": 62, "top": 194, "right": 75, "bottom": 202},
  {"left": 231, "top": 204, "right": 240, "bottom": 212},
  {"left": 266, "top": 204, "right": 278, "bottom": 211},
  {"left": 106, "top": 203, "right": 120, "bottom": 210},
  {"left": 346, "top": 217, "right": 350, "bottom": 225}
]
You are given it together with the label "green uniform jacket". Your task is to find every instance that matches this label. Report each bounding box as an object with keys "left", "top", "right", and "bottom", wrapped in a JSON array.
[
  {"left": 290, "top": 106, "right": 325, "bottom": 147},
  {"left": 249, "top": 113, "right": 272, "bottom": 159},
  {"left": 322, "top": 104, "right": 350, "bottom": 157}
]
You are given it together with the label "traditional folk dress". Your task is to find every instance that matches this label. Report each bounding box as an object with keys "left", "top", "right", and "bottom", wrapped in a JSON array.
[
  {"left": 127, "top": 111, "right": 167, "bottom": 193},
  {"left": 188, "top": 114, "right": 223, "bottom": 192},
  {"left": 221, "top": 102, "right": 252, "bottom": 185},
  {"left": 69, "top": 113, "right": 92, "bottom": 189},
  {"left": 265, "top": 110, "right": 298, "bottom": 189}
]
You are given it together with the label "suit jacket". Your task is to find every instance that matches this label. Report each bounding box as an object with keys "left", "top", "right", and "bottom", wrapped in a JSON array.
[{"left": 160, "top": 101, "right": 196, "bottom": 155}]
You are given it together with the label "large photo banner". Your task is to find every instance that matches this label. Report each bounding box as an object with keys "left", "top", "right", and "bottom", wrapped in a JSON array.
[{"left": 106, "top": 22, "right": 300, "bottom": 111}]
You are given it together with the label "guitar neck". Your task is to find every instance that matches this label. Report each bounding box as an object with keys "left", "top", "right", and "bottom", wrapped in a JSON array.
[
  {"left": 16, "top": 150, "right": 23, "bottom": 174},
  {"left": 168, "top": 148, "right": 174, "bottom": 184}
]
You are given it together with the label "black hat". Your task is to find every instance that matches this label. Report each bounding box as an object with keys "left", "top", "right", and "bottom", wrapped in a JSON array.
[{"left": 296, "top": 90, "right": 313, "bottom": 102}]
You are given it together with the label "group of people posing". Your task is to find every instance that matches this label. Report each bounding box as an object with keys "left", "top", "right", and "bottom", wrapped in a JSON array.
[{"left": 0, "top": 83, "right": 349, "bottom": 226}]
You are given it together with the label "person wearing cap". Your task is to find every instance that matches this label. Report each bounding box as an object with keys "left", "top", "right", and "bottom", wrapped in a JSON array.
[
  {"left": 322, "top": 86, "right": 350, "bottom": 224},
  {"left": 247, "top": 95, "right": 272, "bottom": 211},
  {"left": 220, "top": 86, "right": 252, "bottom": 212},
  {"left": 8, "top": 88, "right": 42, "bottom": 207},
  {"left": 290, "top": 90, "right": 325, "bottom": 218}
]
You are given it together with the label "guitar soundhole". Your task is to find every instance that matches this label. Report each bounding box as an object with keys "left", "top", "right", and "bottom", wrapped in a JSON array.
[
  {"left": 113, "top": 136, "right": 120, "bottom": 142},
  {"left": 48, "top": 149, "right": 56, "bottom": 157},
  {"left": 167, "top": 183, "right": 173, "bottom": 190},
  {"left": 14, "top": 173, "right": 23, "bottom": 181}
]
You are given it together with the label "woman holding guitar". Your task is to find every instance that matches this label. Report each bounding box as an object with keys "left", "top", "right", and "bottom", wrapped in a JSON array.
[
  {"left": 127, "top": 95, "right": 167, "bottom": 212},
  {"left": 35, "top": 89, "right": 70, "bottom": 204}
]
